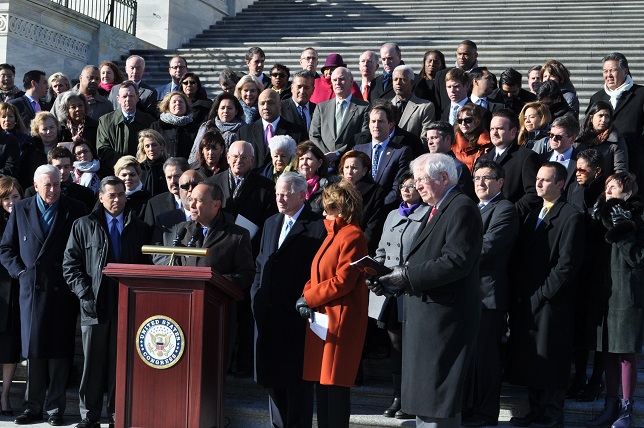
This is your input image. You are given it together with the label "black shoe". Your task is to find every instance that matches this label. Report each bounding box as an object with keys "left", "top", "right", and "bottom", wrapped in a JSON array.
[
  {"left": 47, "top": 413, "right": 64, "bottom": 426},
  {"left": 577, "top": 383, "right": 605, "bottom": 402},
  {"left": 383, "top": 397, "right": 401, "bottom": 417},
  {"left": 509, "top": 411, "right": 541, "bottom": 427},
  {"left": 532, "top": 415, "right": 563, "bottom": 428},
  {"left": 14, "top": 411, "right": 41, "bottom": 425},
  {"left": 395, "top": 409, "right": 414, "bottom": 419},
  {"left": 462, "top": 415, "right": 499, "bottom": 426},
  {"left": 75, "top": 418, "right": 100, "bottom": 428},
  {"left": 1, "top": 409, "right": 13, "bottom": 416},
  {"left": 566, "top": 379, "right": 586, "bottom": 399}
]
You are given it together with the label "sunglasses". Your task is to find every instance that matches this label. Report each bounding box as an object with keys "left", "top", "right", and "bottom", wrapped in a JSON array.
[
  {"left": 457, "top": 117, "right": 474, "bottom": 124},
  {"left": 549, "top": 133, "right": 569, "bottom": 142},
  {"left": 181, "top": 80, "right": 197, "bottom": 85},
  {"left": 179, "top": 182, "right": 199, "bottom": 190},
  {"left": 271, "top": 73, "right": 287, "bottom": 78}
]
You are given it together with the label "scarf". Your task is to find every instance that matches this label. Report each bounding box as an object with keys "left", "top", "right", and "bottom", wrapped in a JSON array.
[
  {"left": 36, "top": 194, "right": 58, "bottom": 235},
  {"left": 160, "top": 112, "right": 194, "bottom": 127},
  {"left": 240, "top": 101, "right": 259, "bottom": 125},
  {"left": 66, "top": 118, "right": 85, "bottom": 142},
  {"left": 215, "top": 118, "right": 244, "bottom": 148},
  {"left": 590, "top": 125, "right": 613, "bottom": 146},
  {"left": 605, "top": 75, "right": 633, "bottom": 109},
  {"left": 398, "top": 201, "right": 421, "bottom": 217},
  {"left": 99, "top": 82, "right": 116, "bottom": 94},
  {"left": 73, "top": 159, "right": 100, "bottom": 187},
  {"left": 306, "top": 175, "right": 320, "bottom": 200},
  {"left": 0, "top": 86, "right": 21, "bottom": 102}
]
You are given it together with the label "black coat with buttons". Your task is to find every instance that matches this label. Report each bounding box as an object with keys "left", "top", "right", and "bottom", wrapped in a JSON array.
[{"left": 0, "top": 195, "right": 86, "bottom": 359}]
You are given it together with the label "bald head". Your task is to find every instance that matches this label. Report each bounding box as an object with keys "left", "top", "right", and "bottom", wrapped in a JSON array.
[
  {"left": 178, "top": 169, "right": 206, "bottom": 208},
  {"left": 331, "top": 67, "right": 354, "bottom": 99},
  {"left": 258, "top": 89, "right": 281, "bottom": 122}
]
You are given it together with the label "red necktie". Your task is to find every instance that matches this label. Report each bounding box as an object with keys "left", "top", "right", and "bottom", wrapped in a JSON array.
[
  {"left": 362, "top": 84, "right": 369, "bottom": 101},
  {"left": 427, "top": 206, "right": 437, "bottom": 223}
]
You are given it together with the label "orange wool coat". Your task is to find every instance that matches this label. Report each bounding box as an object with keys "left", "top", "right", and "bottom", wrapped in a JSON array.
[
  {"left": 302, "top": 217, "right": 368, "bottom": 387},
  {"left": 453, "top": 130, "right": 492, "bottom": 173}
]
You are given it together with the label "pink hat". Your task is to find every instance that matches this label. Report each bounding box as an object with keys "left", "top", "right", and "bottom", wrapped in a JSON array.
[{"left": 321, "top": 54, "right": 346, "bottom": 72}]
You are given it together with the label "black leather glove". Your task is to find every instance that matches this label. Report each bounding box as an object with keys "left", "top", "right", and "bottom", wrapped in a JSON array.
[
  {"left": 81, "top": 298, "right": 97, "bottom": 318},
  {"left": 366, "top": 277, "right": 384, "bottom": 296},
  {"left": 611, "top": 205, "right": 632, "bottom": 227},
  {"left": 295, "top": 296, "right": 312, "bottom": 320},
  {"left": 378, "top": 266, "right": 410, "bottom": 291},
  {"left": 591, "top": 200, "right": 602, "bottom": 222}
]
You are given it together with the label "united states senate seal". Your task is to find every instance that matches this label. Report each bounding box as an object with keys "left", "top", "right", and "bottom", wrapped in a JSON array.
[{"left": 136, "top": 315, "right": 185, "bottom": 369}]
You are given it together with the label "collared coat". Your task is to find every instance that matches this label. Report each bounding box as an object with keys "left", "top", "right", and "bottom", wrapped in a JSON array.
[
  {"left": 251, "top": 204, "right": 326, "bottom": 387},
  {"left": 302, "top": 218, "right": 368, "bottom": 387},
  {"left": 96, "top": 109, "right": 155, "bottom": 171},
  {"left": 0, "top": 195, "right": 86, "bottom": 358},
  {"left": 401, "top": 188, "right": 483, "bottom": 419}
]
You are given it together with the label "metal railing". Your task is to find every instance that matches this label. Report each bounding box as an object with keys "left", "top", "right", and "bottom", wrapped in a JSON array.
[{"left": 50, "top": 0, "right": 137, "bottom": 35}]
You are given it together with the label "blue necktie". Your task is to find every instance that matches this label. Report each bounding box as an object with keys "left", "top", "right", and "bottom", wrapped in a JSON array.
[
  {"left": 297, "top": 105, "right": 307, "bottom": 128},
  {"left": 202, "top": 226, "right": 209, "bottom": 238},
  {"left": 372, "top": 144, "right": 382, "bottom": 180},
  {"left": 110, "top": 218, "right": 121, "bottom": 261}
]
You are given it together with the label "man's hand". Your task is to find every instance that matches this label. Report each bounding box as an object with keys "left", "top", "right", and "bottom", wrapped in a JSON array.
[
  {"left": 378, "top": 266, "right": 410, "bottom": 291},
  {"left": 81, "top": 298, "right": 97, "bottom": 318},
  {"left": 366, "top": 277, "right": 384, "bottom": 296}
]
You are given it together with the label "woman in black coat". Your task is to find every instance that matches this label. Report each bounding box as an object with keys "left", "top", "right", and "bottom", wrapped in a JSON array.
[
  {"left": 136, "top": 129, "right": 167, "bottom": 197},
  {"left": 150, "top": 91, "right": 199, "bottom": 160},
  {"left": 338, "top": 150, "right": 386, "bottom": 254},
  {"left": 0, "top": 176, "right": 22, "bottom": 415},
  {"left": 586, "top": 172, "right": 644, "bottom": 427},
  {"left": 57, "top": 92, "right": 99, "bottom": 149},
  {"left": 114, "top": 155, "right": 151, "bottom": 219}
]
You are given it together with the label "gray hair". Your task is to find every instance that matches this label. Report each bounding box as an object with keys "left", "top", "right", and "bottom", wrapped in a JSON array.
[
  {"left": 269, "top": 135, "right": 296, "bottom": 156},
  {"left": 602, "top": 52, "right": 629, "bottom": 72},
  {"left": 333, "top": 67, "right": 353, "bottom": 81},
  {"left": 277, "top": 171, "right": 308, "bottom": 194},
  {"left": 57, "top": 91, "right": 88, "bottom": 122},
  {"left": 551, "top": 114, "right": 580, "bottom": 137},
  {"left": 34, "top": 164, "right": 60, "bottom": 183},
  {"left": 394, "top": 64, "right": 415, "bottom": 81},
  {"left": 126, "top": 55, "right": 145, "bottom": 67},
  {"left": 410, "top": 153, "right": 458, "bottom": 186},
  {"left": 163, "top": 157, "right": 190, "bottom": 173}
]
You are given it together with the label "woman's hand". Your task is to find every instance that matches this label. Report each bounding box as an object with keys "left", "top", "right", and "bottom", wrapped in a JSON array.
[{"left": 295, "top": 296, "right": 312, "bottom": 320}]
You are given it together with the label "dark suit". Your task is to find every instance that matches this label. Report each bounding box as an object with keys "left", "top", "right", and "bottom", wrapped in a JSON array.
[
  {"left": 354, "top": 139, "right": 412, "bottom": 205},
  {"left": 507, "top": 200, "right": 584, "bottom": 422},
  {"left": 447, "top": 151, "right": 476, "bottom": 201},
  {"left": 96, "top": 109, "right": 155, "bottom": 171},
  {"left": 280, "top": 99, "right": 316, "bottom": 131},
  {"left": 480, "top": 142, "right": 542, "bottom": 219},
  {"left": 0, "top": 195, "right": 86, "bottom": 417},
  {"left": 538, "top": 145, "right": 586, "bottom": 194},
  {"left": 9, "top": 95, "right": 50, "bottom": 129},
  {"left": 108, "top": 81, "right": 158, "bottom": 117},
  {"left": 0, "top": 133, "right": 20, "bottom": 178},
  {"left": 401, "top": 188, "right": 483, "bottom": 420},
  {"left": 238, "top": 117, "right": 308, "bottom": 171},
  {"left": 206, "top": 170, "right": 278, "bottom": 374},
  {"left": 463, "top": 195, "right": 519, "bottom": 423},
  {"left": 155, "top": 81, "right": 178, "bottom": 100},
  {"left": 589, "top": 83, "right": 644, "bottom": 191},
  {"left": 488, "top": 87, "right": 537, "bottom": 116},
  {"left": 368, "top": 73, "right": 395, "bottom": 101},
  {"left": 251, "top": 204, "right": 326, "bottom": 428},
  {"left": 309, "top": 96, "right": 369, "bottom": 158},
  {"left": 143, "top": 191, "right": 180, "bottom": 229}
]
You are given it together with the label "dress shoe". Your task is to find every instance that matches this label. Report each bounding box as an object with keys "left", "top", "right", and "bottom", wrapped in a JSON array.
[
  {"left": 509, "top": 411, "right": 541, "bottom": 427},
  {"left": 14, "top": 411, "right": 41, "bottom": 425},
  {"left": 1, "top": 409, "right": 13, "bottom": 416},
  {"left": 383, "top": 397, "right": 401, "bottom": 417},
  {"left": 578, "top": 383, "right": 605, "bottom": 402},
  {"left": 75, "top": 418, "right": 100, "bottom": 428},
  {"left": 47, "top": 413, "right": 64, "bottom": 426},
  {"left": 394, "top": 409, "right": 414, "bottom": 419},
  {"left": 566, "top": 379, "right": 586, "bottom": 399},
  {"left": 532, "top": 415, "right": 563, "bottom": 428},
  {"left": 462, "top": 415, "right": 499, "bottom": 426}
]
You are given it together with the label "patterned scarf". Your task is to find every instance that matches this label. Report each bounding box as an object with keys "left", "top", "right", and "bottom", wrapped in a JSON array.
[
  {"left": 66, "top": 118, "right": 85, "bottom": 142},
  {"left": 0, "top": 86, "right": 21, "bottom": 102}
]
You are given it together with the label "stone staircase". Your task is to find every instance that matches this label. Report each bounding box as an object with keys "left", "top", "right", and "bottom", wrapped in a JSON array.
[{"left": 129, "top": 0, "right": 644, "bottom": 112}]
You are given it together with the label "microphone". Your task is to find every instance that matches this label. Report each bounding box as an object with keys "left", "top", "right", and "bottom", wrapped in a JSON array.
[
  {"left": 187, "top": 224, "right": 201, "bottom": 248},
  {"left": 173, "top": 227, "right": 187, "bottom": 247}
]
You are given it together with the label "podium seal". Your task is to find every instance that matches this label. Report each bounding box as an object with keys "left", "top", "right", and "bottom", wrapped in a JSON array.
[{"left": 136, "top": 315, "right": 185, "bottom": 369}]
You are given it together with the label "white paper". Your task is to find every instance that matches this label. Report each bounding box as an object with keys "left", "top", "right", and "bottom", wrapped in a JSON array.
[
  {"left": 235, "top": 214, "right": 260, "bottom": 239},
  {"left": 309, "top": 312, "right": 328, "bottom": 341}
]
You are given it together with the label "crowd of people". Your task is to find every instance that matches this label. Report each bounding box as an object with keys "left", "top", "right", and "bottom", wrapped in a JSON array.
[{"left": 0, "top": 38, "right": 642, "bottom": 428}]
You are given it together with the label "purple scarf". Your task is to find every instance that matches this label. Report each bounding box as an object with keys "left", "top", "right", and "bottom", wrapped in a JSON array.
[{"left": 398, "top": 201, "right": 421, "bottom": 217}]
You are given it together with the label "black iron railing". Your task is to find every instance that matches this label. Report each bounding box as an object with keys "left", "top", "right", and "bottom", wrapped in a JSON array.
[{"left": 50, "top": 0, "right": 137, "bottom": 35}]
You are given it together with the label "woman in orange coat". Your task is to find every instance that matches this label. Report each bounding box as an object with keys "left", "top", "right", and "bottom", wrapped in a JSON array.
[
  {"left": 295, "top": 180, "right": 368, "bottom": 428},
  {"left": 453, "top": 103, "right": 492, "bottom": 173}
]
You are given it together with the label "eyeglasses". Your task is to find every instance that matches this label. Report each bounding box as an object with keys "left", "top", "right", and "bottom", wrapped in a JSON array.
[
  {"left": 457, "top": 117, "right": 474, "bottom": 125},
  {"left": 399, "top": 184, "right": 415, "bottom": 191},
  {"left": 549, "top": 133, "right": 570, "bottom": 142},
  {"left": 229, "top": 154, "right": 251, "bottom": 162},
  {"left": 473, "top": 175, "right": 497, "bottom": 182},
  {"left": 181, "top": 80, "right": 197, "bottom": 85},
  {"left": 301, "top": 56, "right": 317, "bottom": 62},
  {"left": 179, "top": 182, "right": 199, "bottom": 190},
  {"left": 413, "top": 176, "right": 431, "bottom": 185},
  {"left": 271, "top": 73, "right": 287, "bottom": 78}
]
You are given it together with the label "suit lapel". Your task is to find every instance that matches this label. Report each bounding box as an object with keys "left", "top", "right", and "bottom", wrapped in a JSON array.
[
  {"left": 376, "top": 146, "right": 396, "bottom": 181},
  {"left": 24, "top": 198, "right": 46, "bottom": 245},
  {"left": 40, "top": 198, "right": 69, "bottom": 256},
  {"left": 269, "top": 214, "right": 284, "bottom": 253},
  {"left": 338, "top": 100, "right": 358, "bottom": 136},
  {"left": 408, "top": 190, "right": 459, "bottom": 256},
  {"left": 253, "top": 121, "right": 267, "bottom": 164},
  {"left": 398, "top": 100, "right": 417, "bottom": 129},
  {"left": 614, "top": 89, "right": 635, "bottom": 116}
]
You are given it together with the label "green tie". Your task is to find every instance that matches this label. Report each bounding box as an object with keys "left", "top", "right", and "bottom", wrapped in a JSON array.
[{"left": 335, "top": 99, "right": 346, "bottom": 135}]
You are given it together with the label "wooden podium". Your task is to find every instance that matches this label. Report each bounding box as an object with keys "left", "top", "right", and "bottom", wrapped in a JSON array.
[{"left": 104, "top": 264, "right": 243, "bottom": 428}]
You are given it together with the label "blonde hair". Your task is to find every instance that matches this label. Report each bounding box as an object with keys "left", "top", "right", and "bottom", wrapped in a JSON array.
[
  {"left": 321, "top": 180, "right": 363, "bottom": 224},
  {"left": 30, "top": 111, "right": 60, "bottom": 137},
  {"left": 518, "top": 102, "right": 552, "bottom": 146},
  {"left": 157, "top": 91, "right": 192, "bottom": 115},
  {"left": 234, "top": 75, "right": 263, "bottom": 101},
  {"left": 136, "top": 129, "right": 166, "bottom": 162},
  {"left": 114, "top": 155, "right": 141, "bottom": 176}
]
